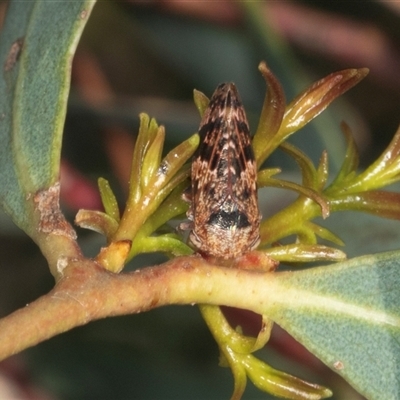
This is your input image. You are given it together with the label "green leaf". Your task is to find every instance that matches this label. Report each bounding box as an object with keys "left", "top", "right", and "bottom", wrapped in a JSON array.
[
  {"left": 266, "top": 243, "right": 346, "bottom": 262},
  {"left": 0, "top": 0, "right": 96, "bottom": 233},
  {"left": 281, "top": 68, "right": 369, "bottom": 136},
  {"left": 258, "top": 174, "right": 329, "bottom": 219},
  {"left": 269, "top": 251, "right": 400, "bottom": 400},
  {"left": 98, "top": 178, "right": 120, "bottom": 222},
  {"left": 242, "top": 354, "right": 332, "bottom": 400},
  {"left": 330, "top": 191, "right": 400, "bottom": 220},
  {"left": 252, "top": 61, "right": 285, "bottom": 166},
  {"left": 279, "top": 142, "right": 319, "bottom": 189},
  {"left": 329, "top": 122, "right": 360, "bottom": 187},
  {"left": 75, "top": 209, "right": 118, "bottom": 240},
  {"left": 193, "top": 89, "right": 209, "bottom": 117}
]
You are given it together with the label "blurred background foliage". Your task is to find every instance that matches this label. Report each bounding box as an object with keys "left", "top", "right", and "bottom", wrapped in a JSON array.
[{"left": 0, "top": 1, "right": 400, "bottom": 398}]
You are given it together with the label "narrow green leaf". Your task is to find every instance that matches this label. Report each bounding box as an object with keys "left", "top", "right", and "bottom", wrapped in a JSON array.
[
  {"left": 75, "top": 209, "right": 118, "bottom": 240},
  {"left": 306, "top": 222, "right": 345, "bottom": 246},
  {"left": 155, "top": 133, "right": 199, "bottom": 189},
  {"left": 265, "top": 244, "right": 346, "bottom": 262},
  {"left": 258, "top": 174, "right": 329, "bottom": 219},
  {"left": 252, "top": 61, "right": 286, "bottom": 166},
  {"left": 242, "top": 354, "right": 332, "bottom": 399},
  {"left": 350, "top": 125, "right": 400, "bottom": 191},
  {"left": 132, "top": 235, "right": 192, "bottom": 257},
  {"left": 98, "top": 177, "right": 120, "bottom": 222},
  {"left": 282, "top": 69, "right": 369, "bottom": 136},
  {"left": 329, "top": 122, "right": 360, "bottom": 188},
  {"left": 128, "top": 113, "right": 157, "bottom": 205},
  {"left": 141, "top": 126, "right": 165, "bottom": 189},
  {"left": 364, "top": 124, "right": 400, "bottom": 177},
  {"left": 330, "top": 191, "right": 400, "bottom": 220},
  {"left": 193, "top": 89, "right": 209, "bottom": 117},
  {"left": 279, "top": 142, "right": 318, "bottom": 189},
  {"left": 316, "top": 151, "right": 329, "bottom": 190},
  {"left": 137, "top": 181, "right": 190, "bottom": 238},
  {"left": 0, "top": 0, "right": 96, "bottom": 232}
]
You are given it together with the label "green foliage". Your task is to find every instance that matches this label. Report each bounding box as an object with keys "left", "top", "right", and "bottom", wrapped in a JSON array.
[
  {"left": 76, "top": 114, "right": 197, "bottom": 271},
  {"left": 0, "top": 0, "right": 95, "bottom": 235},
  {"left": 201, "top": 305, "right": 332, "bottom": 400},
  {"left": 269, "top": 251, "right": 400, "bottom": 400},
  {"left": 77, "top": 60, "right": 400, "bottom": 399},
  {"left": 1, "top": 2, "right": 400, "bottom": 400}
]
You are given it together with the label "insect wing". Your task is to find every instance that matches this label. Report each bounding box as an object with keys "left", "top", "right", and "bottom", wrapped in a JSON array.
[{"left": 190, "top": 83, "right": 260, "bottom": 259}]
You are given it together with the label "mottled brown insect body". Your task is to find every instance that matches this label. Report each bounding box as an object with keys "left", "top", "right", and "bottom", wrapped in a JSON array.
[{"left": 187, "top": 83, "right": 260, "bottom": 259}]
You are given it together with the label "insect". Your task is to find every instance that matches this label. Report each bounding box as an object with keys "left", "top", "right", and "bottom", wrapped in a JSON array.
[{"left": 186, "top": 82, "right": 261, "bottom": 260}]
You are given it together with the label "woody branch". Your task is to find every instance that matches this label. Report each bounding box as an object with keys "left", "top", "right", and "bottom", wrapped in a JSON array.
[{"left": 0, "top": 255, "right": 281, "bottom": 362}]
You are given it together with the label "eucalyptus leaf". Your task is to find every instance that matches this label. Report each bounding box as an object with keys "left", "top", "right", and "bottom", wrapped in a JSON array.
[
  {"left": 0, "top": 0, "right": 95, "bottom": 232},
  {"left": 270, "top": 251, "right": 400, "bottom": 400}
]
